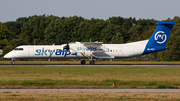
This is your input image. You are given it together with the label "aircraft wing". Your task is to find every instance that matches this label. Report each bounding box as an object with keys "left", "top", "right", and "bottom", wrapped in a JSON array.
[
  {"left": 82, "top": 41, "right": 103, "bottom": 47},
  {"left": 82, "top": 41, "right": 109, "bottom": 52}
]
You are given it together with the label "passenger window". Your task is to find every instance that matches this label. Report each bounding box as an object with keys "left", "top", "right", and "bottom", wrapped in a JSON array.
[{"left": 110, "top": 50, "right": 112, "bottom": 52}]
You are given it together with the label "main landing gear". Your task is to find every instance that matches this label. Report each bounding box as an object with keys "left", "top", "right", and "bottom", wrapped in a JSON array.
[
  {"left": 81, "top": 60, "right": 86, "bottom": 65},
  {"left": 90, "top": 60, "right": 95, "bottom": 65},
  {"left": 80, "top": 55, "right": 95, "bottom": 65},
  {"left": 11, "top": 58, "right": 15, "bottom": 65},
  {"left": 80, "top": 60, "right": 95, "bottom": 65},
  {"left": 80, "top": 52, "right": 95, "bottom": 65}
]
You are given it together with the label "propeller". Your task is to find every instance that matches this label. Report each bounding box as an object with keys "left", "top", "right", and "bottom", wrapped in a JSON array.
[{"left": 63, "top": 39, "right": 70, "bottom": 51}]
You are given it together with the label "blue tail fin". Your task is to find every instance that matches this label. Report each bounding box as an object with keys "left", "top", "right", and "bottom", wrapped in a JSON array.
[
  {"left": 143, "top": 22, "right": 176, "bottom": 54},
  {"left": 147, "top": 22, "right": 176, "bottom": 47}
]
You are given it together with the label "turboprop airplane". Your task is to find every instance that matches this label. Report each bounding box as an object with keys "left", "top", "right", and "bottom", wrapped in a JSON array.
[{"left": 4, "top": 22, "right": 176, "bottom": 65}]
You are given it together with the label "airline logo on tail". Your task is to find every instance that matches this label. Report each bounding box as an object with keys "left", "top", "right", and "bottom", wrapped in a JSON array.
[
  {"left": 154, "top": 31, "right": 166, "bottom": 44},
  {"left": 143, "top": 22, "right": 176, "bottom": 55}
]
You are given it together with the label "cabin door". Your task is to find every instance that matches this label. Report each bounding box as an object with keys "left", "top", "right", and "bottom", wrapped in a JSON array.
[
  {"left": 118, "top": 47, "right": 123, "bottom": 56},
  {"left": 29, "top": 47, "right": 34, "bottom": 57}
]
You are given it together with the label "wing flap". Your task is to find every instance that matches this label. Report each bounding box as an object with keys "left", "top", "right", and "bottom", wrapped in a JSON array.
[{"left": 96, "top": 56, "right": 114, "bottom": 59}]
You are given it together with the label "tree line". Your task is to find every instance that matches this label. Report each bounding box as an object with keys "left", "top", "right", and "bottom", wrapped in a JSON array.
[{"left": 1, "top": 15, "right": 180, "bottom": 61}]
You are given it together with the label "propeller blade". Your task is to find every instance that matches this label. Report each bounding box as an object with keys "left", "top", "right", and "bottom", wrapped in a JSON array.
[{"left": 63, "top": 38, "right": 70, "bottom": 51}]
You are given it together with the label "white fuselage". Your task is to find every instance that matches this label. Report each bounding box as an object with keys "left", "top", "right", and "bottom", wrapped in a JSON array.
[{"left": 4, "top": 40, "right": 148, "bottom": 59}]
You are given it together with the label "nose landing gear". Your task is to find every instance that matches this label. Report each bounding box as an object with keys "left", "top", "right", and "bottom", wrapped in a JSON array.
[{"left": 11, "top": 58, "right": 15, "bottom": 65}]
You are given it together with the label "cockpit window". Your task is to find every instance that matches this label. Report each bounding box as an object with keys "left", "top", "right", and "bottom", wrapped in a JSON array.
[
  {"left": 18, "top": 48, "right": 23, "bottom": 50},
  {"left": 14, "top": 48, "right": 18, "bottom": 50},
  {"left": 14, "top": 48, "right": 23, "bottom": 51}
]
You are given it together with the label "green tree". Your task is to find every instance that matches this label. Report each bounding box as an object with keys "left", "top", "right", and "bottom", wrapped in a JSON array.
[
  {"left": 0, "top": 22, "right": 13, "bottom": 46},
  {"left": 158, "top": 23, "right": 180, "bottom": 61},
  {"left": 21, "top": 15, "right": 59, "bottom": 45},
  {"left": 107, "top": 16, "right": 136, "bottom": 31}
]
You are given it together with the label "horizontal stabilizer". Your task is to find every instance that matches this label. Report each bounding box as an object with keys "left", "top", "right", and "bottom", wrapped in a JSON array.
[{"left": 156, "top": 22, "right": 176, "bottom": 25}]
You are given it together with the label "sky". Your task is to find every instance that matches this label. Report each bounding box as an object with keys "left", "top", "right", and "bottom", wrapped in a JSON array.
[{"left": 0, "top": 0, "right": 180, "bottom": 22}]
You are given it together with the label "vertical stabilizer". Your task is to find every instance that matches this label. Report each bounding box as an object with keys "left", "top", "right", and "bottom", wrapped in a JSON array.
[
  {"left": 147, "top": 22, "right": 176, "bottom": 47},
  {"left": 143, "top": 22, "right": 176, "bottom": 54}
]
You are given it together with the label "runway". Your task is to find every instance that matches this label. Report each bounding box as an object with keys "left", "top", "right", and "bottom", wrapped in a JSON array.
[
  {"left": 0, "top": 89, "right": 180, "bottom": 93},
  {"left": 1, "top": 64, "right": 180, "bottom": 67},
  {"left": 44, "top": 64, "right": 180, "bottom": 67}
]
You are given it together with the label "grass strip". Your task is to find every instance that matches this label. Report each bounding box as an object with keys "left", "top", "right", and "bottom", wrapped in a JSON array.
[
  {"left": 0, "top": 66, "right": 180, "bottom": 88},
  {"left": 0, "top": 79, "right": 178, "bottom": 89},
  {"left": 1, "top": 92, "right": 180, "bottom": 101}
]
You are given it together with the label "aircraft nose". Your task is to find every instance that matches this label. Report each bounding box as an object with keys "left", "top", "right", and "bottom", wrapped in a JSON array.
[{"left": 4, "top": 52, "right": 14, "bottom": 58}]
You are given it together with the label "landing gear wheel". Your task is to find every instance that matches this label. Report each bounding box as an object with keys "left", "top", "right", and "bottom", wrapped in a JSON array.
[
  {"left": 90, "top": 60, "right": 95, "bottom": 65},
  {"left": 81, "top": 60, "right": 86, "bottom": 65},
  {"left": 11, "top": 61, "right": 15, "bottom": 65}
]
